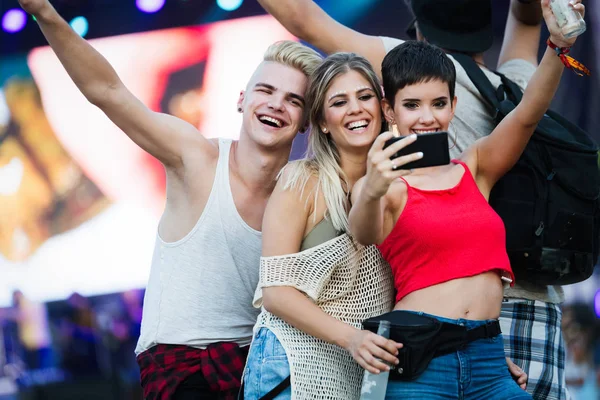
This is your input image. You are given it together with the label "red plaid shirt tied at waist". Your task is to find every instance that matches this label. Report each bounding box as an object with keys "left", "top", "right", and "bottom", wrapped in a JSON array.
[{"left": 136, "top": 342, "right": 249, "bottom": 400}]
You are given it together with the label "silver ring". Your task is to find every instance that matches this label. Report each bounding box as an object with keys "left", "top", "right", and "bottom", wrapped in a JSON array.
[{"left": 391, "top": 161, "right": 398, "bottom": 171}]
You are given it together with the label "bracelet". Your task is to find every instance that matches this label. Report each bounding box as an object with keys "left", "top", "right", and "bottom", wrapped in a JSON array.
[{"left": 547, "top": 38, "right": 590, "bottom": 76}]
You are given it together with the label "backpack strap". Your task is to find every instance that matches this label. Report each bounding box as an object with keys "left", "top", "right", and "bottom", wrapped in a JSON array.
[
  {"left": 495, "top": 71, "right": 524, "bottom": 104},
  {"left": 495, "top": 69, "right": 595, "bottom": 151},
  {"left": 450, "top": 53, "right": 502, "bottom": 110}
]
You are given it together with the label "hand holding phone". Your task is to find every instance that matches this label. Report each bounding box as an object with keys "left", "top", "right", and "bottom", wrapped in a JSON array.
[
  {"left": 360, "top": 132, "right": 422, "bottom": 200},
  {"left": 384, "top": 131, "right": 450, "bottom": 170}
]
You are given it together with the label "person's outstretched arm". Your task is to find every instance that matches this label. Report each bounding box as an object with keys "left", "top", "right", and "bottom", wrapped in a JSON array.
[
  {"left": 468, "top": 0, "right": 585, "bottom": 193},
  {"left": 258, "top": 0, "right": 388, "bottom": 76},
  {"left": 19, "top": 0, "right": 210, "bottom": 169},
  {"left": 498, "top": 0, "right": 544, "bottom": 67}
]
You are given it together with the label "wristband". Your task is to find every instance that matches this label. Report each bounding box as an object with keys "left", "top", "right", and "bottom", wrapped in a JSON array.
[{"left": 547, "top": 38, "right": 590, "bottom": 76}]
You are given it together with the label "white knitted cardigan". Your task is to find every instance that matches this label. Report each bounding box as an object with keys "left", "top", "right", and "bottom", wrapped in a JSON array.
[{"left": 252, "top": 233, "right": 394, "bottom": 400}]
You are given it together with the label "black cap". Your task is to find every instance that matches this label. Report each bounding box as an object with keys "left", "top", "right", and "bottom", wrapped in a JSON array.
[{"left": 408, "top": 0, "right": 493, "bottom": 53}]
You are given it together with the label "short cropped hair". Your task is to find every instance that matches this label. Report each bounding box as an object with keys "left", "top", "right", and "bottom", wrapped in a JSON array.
[
  {"left": 382, "top": 41, "right": 456, "bottom": 107},
  {"left": 263, "top": 40, "right": 323, "bottom": 78}
]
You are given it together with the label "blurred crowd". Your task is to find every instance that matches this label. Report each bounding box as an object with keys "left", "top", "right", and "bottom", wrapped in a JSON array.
[
  {"left": 562, "top": 301, "right": 600, "bottom": 399},
  {"left": 1, "top": 287, "right": 599, "bottom": 399},
  {"left": 0, "top": 289, "right": 143, "bottom": 399}
]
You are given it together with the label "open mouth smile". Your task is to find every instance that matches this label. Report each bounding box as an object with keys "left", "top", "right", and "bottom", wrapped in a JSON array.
[{"left": 257, "top": 114, "right": 286, "bottom": 128}]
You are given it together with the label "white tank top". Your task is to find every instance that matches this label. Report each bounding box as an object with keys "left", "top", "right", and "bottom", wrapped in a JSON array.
[{"left": 135, "top": 139, "right": 262, "bottom": 355}]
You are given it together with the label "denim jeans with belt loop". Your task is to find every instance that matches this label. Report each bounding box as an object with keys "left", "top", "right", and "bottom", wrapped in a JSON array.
[{"left": 385, "top": 311, "right": 532, "bottom": 400}]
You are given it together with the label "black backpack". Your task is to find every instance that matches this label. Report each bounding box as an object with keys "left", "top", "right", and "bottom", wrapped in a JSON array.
[{"left": 452, "top": 53, "right": 600, "bottom": 285}]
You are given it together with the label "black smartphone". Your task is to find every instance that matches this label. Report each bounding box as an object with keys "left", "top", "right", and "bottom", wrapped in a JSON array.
[{"left": 383, "top": 131, "right": 450, "bottom": 170}]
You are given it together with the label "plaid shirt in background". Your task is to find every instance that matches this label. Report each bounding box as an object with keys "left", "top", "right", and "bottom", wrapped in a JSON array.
[
  {"left": 136, "top": 342, "right": 249, "bottom": 400},
  {"left": 500, "top": 299, "right": 569, "bottom": 400}
]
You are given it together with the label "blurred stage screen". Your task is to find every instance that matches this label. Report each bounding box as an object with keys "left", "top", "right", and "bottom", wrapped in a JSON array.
[{"left": 0, "top": 15, "right": 295, "bottom": 306}]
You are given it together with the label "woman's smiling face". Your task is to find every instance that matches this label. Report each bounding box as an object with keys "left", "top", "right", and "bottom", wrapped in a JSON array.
[
  {"left": 320, "top": 69, "right": 383, "bottom": 153},
  {"left": 384, "top": 78, "right": 456, "bottom": 137}
]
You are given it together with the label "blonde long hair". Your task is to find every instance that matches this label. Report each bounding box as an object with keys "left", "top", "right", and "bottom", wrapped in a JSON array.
[{"left": 282, "top": 53, "right": 386, "bottom": 232}]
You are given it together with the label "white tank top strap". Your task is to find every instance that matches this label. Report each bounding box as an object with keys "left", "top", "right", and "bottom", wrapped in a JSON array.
[{"left": 217, "top": 138, "right": 232, "bottom": 174}]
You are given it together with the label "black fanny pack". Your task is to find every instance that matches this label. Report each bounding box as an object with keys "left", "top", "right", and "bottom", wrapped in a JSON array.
[{"left": 363, "top": 311, "right": 501, "bottom": 381}]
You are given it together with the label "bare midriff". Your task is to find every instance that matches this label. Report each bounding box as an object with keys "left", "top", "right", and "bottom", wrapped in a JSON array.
[{"left": 393, "top": 271, "right": 504, "bottom": 320}]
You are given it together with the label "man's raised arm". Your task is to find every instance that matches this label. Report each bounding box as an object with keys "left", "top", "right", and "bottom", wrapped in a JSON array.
[
  {"left": 258, "top": 0, "right": 388, "bottom": 76},
  {"left": 19, "top": 0, "right": 209, "bottom": 169}
]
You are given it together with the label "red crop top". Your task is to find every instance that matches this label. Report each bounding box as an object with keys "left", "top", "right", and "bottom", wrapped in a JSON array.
[{"left": 377, "top": 160, "right": 514, "bottom": 303}]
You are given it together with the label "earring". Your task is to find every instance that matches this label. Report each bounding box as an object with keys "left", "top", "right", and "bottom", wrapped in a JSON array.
[
  {"left": 237, "top": 107, "right": 242, "bottom": 113},
  {"left": 390, "top": 123, "right": 400, "bottom": 137},
  {"left": 322, "top": 127, "right": 328, "bottom": 133}
]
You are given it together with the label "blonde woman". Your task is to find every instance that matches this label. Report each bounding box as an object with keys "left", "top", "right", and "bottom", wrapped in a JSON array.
[{"left": 243, "top": 53, "right": 402, "bottom": 399}]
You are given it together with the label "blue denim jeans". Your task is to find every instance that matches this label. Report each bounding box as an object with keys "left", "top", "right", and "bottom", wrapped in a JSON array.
[
  {"left": 243, "top": 328, "right": 291, "bottom": 400},
  {"left": 386, "top": 312, "right": 532, "bottom": 400}
]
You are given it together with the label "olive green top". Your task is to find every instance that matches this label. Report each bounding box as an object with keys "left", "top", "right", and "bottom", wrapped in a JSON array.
[{"left": 300, "top": 217, "right": 342, "bottom": 251}]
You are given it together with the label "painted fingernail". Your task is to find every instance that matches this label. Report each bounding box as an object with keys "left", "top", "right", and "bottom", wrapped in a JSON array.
[
  {"left": 410, "top": 134, "right": 417, "bottom": 139},
  {"left": 417, "top": 152, "right": 424, "bottom": 157}
]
